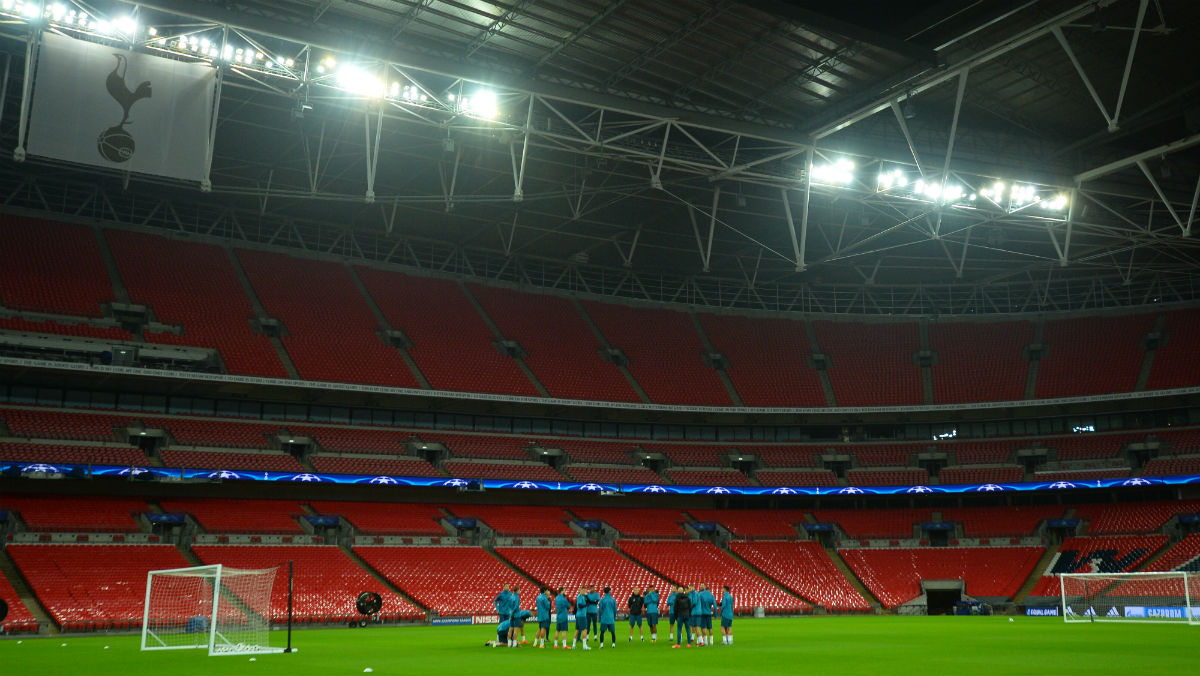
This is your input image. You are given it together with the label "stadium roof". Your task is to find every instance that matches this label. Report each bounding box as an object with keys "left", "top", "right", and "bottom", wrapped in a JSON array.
[{"left": 2, "top": 0, "right": 1199, "bottom": 315}]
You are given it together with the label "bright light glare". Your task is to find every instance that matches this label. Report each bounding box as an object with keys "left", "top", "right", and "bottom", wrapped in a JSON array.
[
  {"left": 1045, "top": 193, "right": 1069, "bottom": 211},
  {"left": 462, "top": 89, "right": 498, "bottom": 119},
  {"left": 1011, "top": 184, "right": 1037, "bottom": 206},
  {"left": 19, "top": 1, "right": 38, "bottom": 18},
  {"left": 337, "top": 65, "right": 385, "bottom": 98},
  {"left": 113, "top": 15, "right": 137, "bottom": 35},
  {"left": 811, "top": 158, "right": 855, "bottom": 185},
  {"left": 877, "top": 169, "right": 907, "bottom": 190}
]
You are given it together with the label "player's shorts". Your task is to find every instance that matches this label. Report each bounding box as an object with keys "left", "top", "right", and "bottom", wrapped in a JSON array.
[
  {"left": 721, "top": 618, "right": 732, "bottom": 629},
  {"left": 628, "top": 614, "right": 642, "bottom": 627},
  {"left": 668, "top": 613, "right": 676, "bottom": 624},
  {"left": 556, "top": 618, "right": 569, "bottom": 632},
  {"left": 511, "top": 616, "right": 523, "bottom": 628},
  {"left": 496, "top": 629, "right": 506, "bottom": 643},
  {"left": 576, "top": 616, "right": 588, "bottom": 631},
  {"left": 646, "top": 613, "right": 659, "bottom": 626},
  {"left": 600, "top": 622, "right": 615, "bottom": 634},
  {"left": 539, "top": 620, "right": 551, "bottom": 631},
  {"left": 704, "top": 616, "right": 714, "bottom": 630}
]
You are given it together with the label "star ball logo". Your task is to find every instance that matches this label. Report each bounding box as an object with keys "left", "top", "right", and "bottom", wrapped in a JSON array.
[
  {"left": 705, "top": 487, "right": 732, "bottom": 495},
  {"left": 1048, "top": 481, "right": 1077, "bottom": 489},
  {"left": 974, "top": 484, "right": 1006, "bottom": 492},
  {"left": 22, "top": 463, "right": 62, "bottom": 474},
  {"left": 367, "top": 476, "right": 398, "bottom": 485},
  {"left": 905, "top": 486, "right": 934, "bottom": 494},
  {"left": 441, "top": 478, "right": 469, "bottom": 487},
  {"left": 289, "top": 473, "right": 326, "bottom": 482},
  {"left": 837, "top": 487, "right": 865, "bottom": 495},
  {"left": 770, "top": 487, "right": 798, "bottom": 495},
  {"left": 205, "top": 470, "right": 243, "bottom": 480},
  {"left": 1121, "top": 478, "right": 1152, "bottom": 486},
  {"left": 578, "top": 483, "right": 605, "bottom": 492},
  {"left": 641, "top": 485, "right": 668, "bottom": 493},
  {"left": 512, "top": 481, "right": 539, "bottom": 489}
]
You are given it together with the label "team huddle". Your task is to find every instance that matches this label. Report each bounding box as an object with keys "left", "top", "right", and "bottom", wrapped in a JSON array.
[{"left": 488, "top": 583, "right": 735, "bottom": 649}]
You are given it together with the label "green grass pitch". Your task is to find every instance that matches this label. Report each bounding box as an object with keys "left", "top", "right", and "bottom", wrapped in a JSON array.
[{"left": 2, "top": 617, "right": 1198, "bottom": 676}]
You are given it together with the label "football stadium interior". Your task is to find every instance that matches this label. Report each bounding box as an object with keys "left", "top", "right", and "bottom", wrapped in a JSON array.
[{"left": 1, "top": 0, "right": 1200, "bottom": 673}]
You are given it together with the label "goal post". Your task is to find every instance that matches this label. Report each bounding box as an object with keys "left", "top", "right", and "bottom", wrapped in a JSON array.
[
  {"left": 1059, "top": 571, "right": 1198, "bottom": 624},
  {"left": 142, "top": 563, "right": 290, "bottom": 655}
]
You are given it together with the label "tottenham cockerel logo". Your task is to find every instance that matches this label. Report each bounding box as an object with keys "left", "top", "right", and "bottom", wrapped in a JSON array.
[{"left": 98, "top": 53, "right": 152, "bottom": 163}]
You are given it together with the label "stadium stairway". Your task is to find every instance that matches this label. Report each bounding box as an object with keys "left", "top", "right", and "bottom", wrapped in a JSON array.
[
  {"left": 224, "top": 247, "right": 300, "bottom": 380},
  {"left": 1022, "top": 318, "right": 1045, "bottom": 400},
  {"left": 570, "top": 297, "right": 651, "bottom": 404},
  {"left": 1133, "top": 315, "right": 1165, "bottom": 391},
  {"left": 1011, "top": 539, "right": 1065, "bottom": 605},
  {"left": 687, "top": 311, "right": 744, "bottom": 406},
  {"left": 721, "top": 542, "right": 824, "bottom": 607},
  {"left": 337, "top": 544, "right": 430, "bottom": 619},
  {"left": 0, "top": 546, "right": 56, "bottom": 634},
  {"left": 344, "top": 264, "right": 431, "bottom": 390},
  {"left": 821, "top": 545, "right": 881, "bottom": 609},
  {"left": 803, "top": 319, "right": 838, "bottom": 407},
  {"left": 457, "top": 281, "right": 550, "bottom": 398},
  {"left": 481, "top": 544, "right": 544, "bottom": 591}
]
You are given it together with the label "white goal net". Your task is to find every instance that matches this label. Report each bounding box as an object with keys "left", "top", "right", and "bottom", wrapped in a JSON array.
[
  {"left": 142, "top": 564, "right": 286, "bottom": 655},
  {"left": 1060, "top": 571, "right": 1198, "bottom": 624}
]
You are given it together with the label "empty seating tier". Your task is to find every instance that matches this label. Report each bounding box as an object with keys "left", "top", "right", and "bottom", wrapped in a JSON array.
[
  {"left": 151, "top": 417, "right": 276, "bottom": 449},
  {"left": 310, "top": 501, "right": 447, "bottom": 536},
  {"left": 939, "top": 466, "right": 1024, "bottom": 485},
  {"left": 289, "top": 425, "right": 407, "bottom": 454},
  {"left": 106, "top": 230, "right": 287, "bottom": 378},
  {"left": 158, "top": 449, "right": 304, "bottom": 473},
  {"left": 0, "top": 317, "right": 131, "bottom": 341},
  {"left": 469, "top": 284, "right": 638, "bottom": 402},
  {"left": 357, "top": 270, "right": 536, "bottom": 396},
  {"left": 443, "top": 505, "right": 575, "bottom": 537},
  {"left": 618, "top": 540, "right": 809, "bottom": 614},
  {"left": 1072, "top": 500, "right": 1200, "bottom": 535},
  {"left": 1146, "top": 308, "right": 1200, "bottom": 390},
  {"left": 583, "top": 301, "right": 731, "bottom": 406},
  {"left": 0, "top": 442, "right": 146, "bottom": 467},
  {"left": 424, "top": 432, "right": 528, "bottom": 461},
  {"left": 1036, "top": 315, "right": 1153, "bottom": 398},
  {"left": 0, "top": 217, "right": 113, "bottom": 317},
  {"left": 665, "top": 468, "right": 753, "bottom": 486},
  {"left": 686, "top": 509, "right": 807, "bottom": 540},
  {"left": 443, "top": 460, "right": 565, "bottom": 482},
  {"left": 352, "top": 546, "right": 517, "bottom": 616},
  {"left": 0, "top": 408, "right": 123, "bottom": 442},
  {"left": 568, "top": 507, "right": 688, "bottom": 539},
  {"left": 930, "top": 320, "right": 1032, "bottom": 403},
  {"left": 192, "top": 545, "right": 424, "bottom": 623},
  {"left": 158, "top": 499, "right": 304, "bottom": 534},
  {"left": 564, "top": 465, "right": 663, "bottom": 485},
  {"left": 698, "top": 313, "right": 826, "bottom": 407},
  {"left": 754, "top": 446, "right": 822, "bottom": 467},
  {"left": 310, "top": 455, "right": 444, "bottom": 478},
  {"left": 1143, "top": 533, "right": 1200, "bottom": 572},
  {"left": 495, "top": 547, "right": 671, "bottom": 613},
  {"left": 649, "top": 443, "right": 730, "bottom": 467},
  {"left": 1028, "top": 534, "right": 1169, "bottom": 596},
  {"left": 238, "top": 250, "right": 417, "bottom": 387},
  {"left": 845, "top": 468, "right": 928, "bottom": 486},
  {"left": 811, "top": 508, "right": 931, "bottom": 539},
  {"left": 940, "top": 505, "right": 1066, "bottom": 537},
  {"left": 552, "top": 439, "right": 638, "bottom": 465},
  {"left": 755, "top": 469, "right": 839, "bottom": 487},
  {"left": 813, "top": 320, "right": 922, "bottom": 406},
  {"left": 1141, "top": 456, "right": 1200, "bottom": 477},
  {"left": 0, "top": 495, "right": 146, "bottom": 532},
  {"left": 731, "top": 541, "right": 871, "bottom": 612},
  {"left": 0, "top": 573, "right": 38, "bottom": 633},
  {"left": 839, "top": 546, "right": 1044, "bottom": 608},
  {"left": 7, "top": 544, "right": 190, "bottom": 630}
]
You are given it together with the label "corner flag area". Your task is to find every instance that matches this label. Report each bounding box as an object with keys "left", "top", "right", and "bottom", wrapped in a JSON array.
[{"left": 2, "top": 616, "right": 1197, "bottom": 676}]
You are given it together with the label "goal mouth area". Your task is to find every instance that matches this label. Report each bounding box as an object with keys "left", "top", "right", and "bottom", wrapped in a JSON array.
[{"left": 1058, "top": 572, "right": 1199, "bottom": 625}]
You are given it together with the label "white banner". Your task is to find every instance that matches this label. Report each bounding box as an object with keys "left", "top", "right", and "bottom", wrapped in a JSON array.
[{"left": 26, "top": 33, "right": 216, "bottom": 182}]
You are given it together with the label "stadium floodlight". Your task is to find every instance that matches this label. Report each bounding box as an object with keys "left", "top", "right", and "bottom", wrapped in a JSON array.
[
  {"left": 1045, "top": 193, "right": 1069, "bottom": 211},
  {"left": 337, "top": 65, "right": 385, "bottom": 98},
  {"left": 877, "top": 169, "right": 907, "bottom": 190},
  {"left": 1060, "top": 572, "right": 1197, "bottom": 624},
  {"left": 19, "top": 1, "right": 38, "bottom": 19},
  {"left": 460, "top": 89, "right": 498, "bottom": 119},
  {"left": 1010, "top": 184, "right": 1037, "bottom": 206},
  {"left": 810, "top": 158, "right": 855, "bottom": 185},
  {"left": 113, "top": 15, "right": 137, "bottom": 36}
]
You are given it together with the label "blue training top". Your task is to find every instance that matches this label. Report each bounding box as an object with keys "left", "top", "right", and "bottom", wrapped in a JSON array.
[
  {"left": 536, "top": 593, "right": 551, "bottom": 622},
  {"left": 587, "top": 591, "right": 600, "bottom": 615},
  {"left": 688, "top": 590, "right": 701, "bottom": 616},
  {"left": 555, "top": 593, "right": 571, "bottom": 618},
  {"left": 666, "top": 591, "right": 677, "bottom": 613},
  {"left": 598, "top": 594, "right": 617, "bottom": 624},
  {"left": 576, "top": 594, "right": 590, "bottom": 622},
  {"left": 720, "top": 594, "right": 734, "bottom": 620},
  {"left": 699, "top": 589, "right": 715, "bottom": 616},
  {"left": 509, "top": 590, "right": 521, "bottom": 616},
  {"left": 494, "top": 590, "right": 510, "bottom": 616},
  {"left": 645, "top": 590, "right": 660, "bottom": 614}
]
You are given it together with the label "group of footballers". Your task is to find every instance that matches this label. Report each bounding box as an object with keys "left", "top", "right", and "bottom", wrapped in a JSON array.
[{"left": 487, "top": 582, "right": 735, "bottom": 649}]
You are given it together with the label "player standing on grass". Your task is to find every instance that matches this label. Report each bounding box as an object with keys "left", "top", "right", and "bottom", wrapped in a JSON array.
[
  {"left": 627, "top": 586, "right": 645, "bottom": 642},
  {"left": 508, "top": 584, "right": 522, "bottom": 647},
  {"left": 586, "top": 585, "right": 600, "bottom": 642},
  {"left": 644, "top": 585, "right": 660, "bottom": 642},
  {"left": 666, "top": 586, "right": 678, "bottom": 640},
  {"left": 698, "top": 583, "right": 716, "bottom": 646},
  {"left": 494, "top": 584, "right": 511, "bottom": 643},
  {"left": 688, "top": 585, "right": 702, "bottom": 646},
  {"left": 554, "top": 587, "right": 571, "bottom": 649},
  {"left": 573, "top": 586, "right": 591, "bottom": 650},
  {"left": 598, "top": 587, "right": 617, "bottom": 648},
  {"left": 672, "top": 584, "right": 692, "bottom": 648},
  {"left": 719, "top": 585, "right": 734, "bottom": 645},
  {"left": 536, "top": 588, "right": 552, "bottom": 648}
]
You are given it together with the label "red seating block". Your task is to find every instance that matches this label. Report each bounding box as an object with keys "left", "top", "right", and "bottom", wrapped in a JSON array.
[
  {"left": 444, "top": 505, "right": 575, "bottom": 537},
  {"left": 930, "top": 321, "right": 1032, "bottom": 403},
  {"left": 443, "top": 461, "right": 565, "bottom": 482},
  {"left": 158, "top": 449, "right": 304, "bottom": 472},
  {"left": 568, "top": 507, "right": 688, "bottom": 539},
  {"left": 1036, "top": 315, "right": 1154, "bottom": 398},
  {"left": 840, "top": 546, "right": 1043, "bottom": 608},
  {"left": 495, "top": 547, "right": 672, "bottom": 613},
  {"left": 0, "top": 442, "right": 146, "bottom": 467},
  {"left": 7, "top": 544, "right": 190, "bottom": 629},
  {"left": 813, "top": 321, "right": 922, "bottom": 406},
  {"left": 0, "top": 216, "right": 113, "bottom": 317},
  {"left": 1141, "top": 456, "right": 1200, "bottom": 477},
  {"left": 939, "top": 466, "right": 1024, "bottom": 485},
  {"left": 106, "top": 231, "right": 288, "bottom": 378},
  {"left": 845, "top": 468, "right": 929, "bottom": 486},
  {"left": 353, "top": 546, "right": 515, "bottom": 616},
  {"left": 1071, "top": 500, "right": 1200, "bottom": 535},
  {"left": 618, "top": 540, "right": 809, "bottom": 614},
  {"left": 310, "top": 501, "right": 448, "bottom": 536},
  {"left": 0, "top": 317, "right": 131, "bottom": 341},
  {"left": 755, "top": 469, "right": 839, "bottom": 487},
  {"left": 666, "top": 468, "right": 753, "bottom": 486},
  {"left": 0, "top": 495, "right": 146, "bottom": 532},
  {"left": 811, "top": 508, "right": 931, "bottom": 539},
  {"left": 731, "top": 541, "right": 871, "bottom": 611},
  {"left": 583, "top": 301, "right": 731, "bottom": 406},
  {"left": 158, "top": 499, "right": 304, "bottom": 534},
  {"left": 698, "top": 313, "right": 826, "bottom": 407},
  {"left": 564, "top": 465, "right": 663, "bottom": 485},
  {"left": 310, "top": 455, "right": 443, "bottom": 478},
  {"left": 940, "top": 505, "right": 1066, "bottom": 537},
  {"left": 686, "top": 509, "right": 807, "bottom": 540},
  {"left": 1028, "top": 534, "right": 1168, "bottom": 595},
  {"left": 192, "top": 545, "right": 423, "bottom": 623},
  {"left": 1147, "top": 309, "right": 1200, "bottom": 390},
  {"left": 0, "top": 572, "right": 38, "bottom": 633},
  {"left": 238, "top": 250, "right": 417, "bottom": 387}
]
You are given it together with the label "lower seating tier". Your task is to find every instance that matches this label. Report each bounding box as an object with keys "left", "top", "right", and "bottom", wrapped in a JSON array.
[
  {"left": 352, "top": 546, "right": 516, "bottom": 616},
  {"left": 839, "top": 546, "right": 1044, "bottom": 609},
  {"left": 730, "top": 541, "right": 872, "bottom": 612},
  {"left": 494, "top": 547, "right": 672, "bottom": 614}
]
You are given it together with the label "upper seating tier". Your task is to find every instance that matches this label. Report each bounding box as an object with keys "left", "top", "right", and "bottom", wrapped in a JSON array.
[
  {"left": 698, "top": 313, "right": 826, "bottom": 407},
  {"left": 0, "top": 217, "right": 113, "bottom": 317},
  {"left": 813, "top": 321, "right": 922, "bottom": 406}
]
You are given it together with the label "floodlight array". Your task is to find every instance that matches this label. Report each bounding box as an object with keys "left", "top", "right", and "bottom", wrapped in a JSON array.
[
  {"left": 877, "top": 169, "right": 1069, "bottom": 215},
  {"left": 810, "top": 158, "right": 855, "bottom": 185}
]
